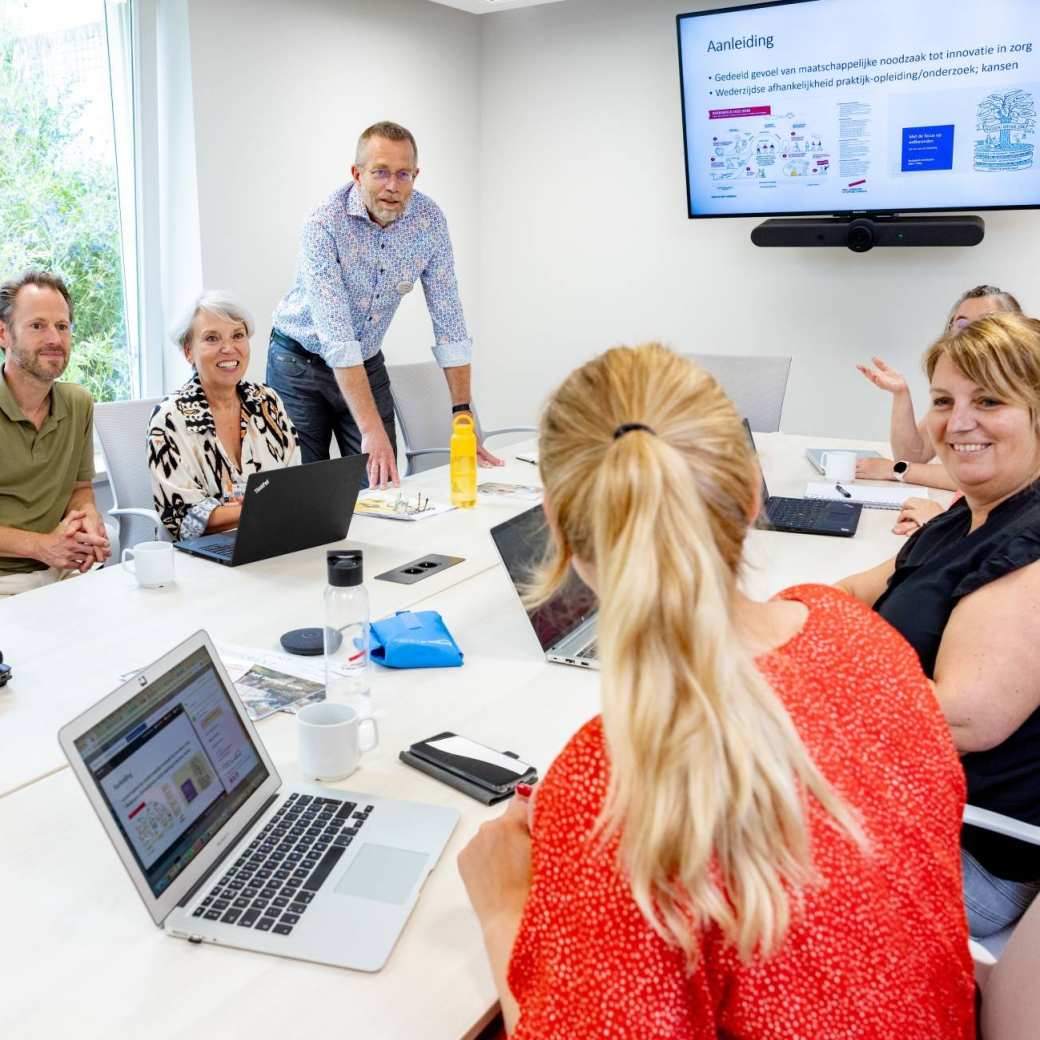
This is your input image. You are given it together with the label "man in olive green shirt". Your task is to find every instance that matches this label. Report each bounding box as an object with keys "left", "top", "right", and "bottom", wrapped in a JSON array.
[{"left": 0, "top": 271, "right": 111, "bottom": 596}]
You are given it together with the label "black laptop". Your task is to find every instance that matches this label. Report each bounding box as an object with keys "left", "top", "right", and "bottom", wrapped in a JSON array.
[
  {"left": 175, "top": 454, "right": 368, "bottom": 566},
  {"left": 743, "top": 422, "right": 861, "bottom": 538}
]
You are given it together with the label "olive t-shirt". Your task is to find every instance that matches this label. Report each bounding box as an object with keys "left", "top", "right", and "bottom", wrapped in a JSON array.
[{"left": 0, "top": 370, "right": 95, "bottom": 575}]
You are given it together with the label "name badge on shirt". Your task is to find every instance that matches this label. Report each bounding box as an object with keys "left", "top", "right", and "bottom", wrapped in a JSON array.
[{"left": 396, "top": 281, "right": 414, "bottom": 295}]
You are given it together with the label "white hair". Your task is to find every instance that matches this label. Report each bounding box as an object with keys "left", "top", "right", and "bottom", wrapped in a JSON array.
[{"left": 170, "top": 290, "right": 255, "bottom": 351}]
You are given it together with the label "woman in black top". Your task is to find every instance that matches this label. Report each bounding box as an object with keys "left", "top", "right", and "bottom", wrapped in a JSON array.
[{"left": 839, "top": 312, "right": 1040, "bottom": 938}]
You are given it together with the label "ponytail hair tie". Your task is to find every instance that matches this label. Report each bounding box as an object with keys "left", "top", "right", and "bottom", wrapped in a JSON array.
[{"left": 613, "top": 422, "right": 656, "bottom": 440}]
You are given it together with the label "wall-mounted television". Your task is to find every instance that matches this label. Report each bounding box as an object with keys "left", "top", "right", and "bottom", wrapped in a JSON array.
[{"left": 677, "top": 0, "right": 1040, "bottom": 218}]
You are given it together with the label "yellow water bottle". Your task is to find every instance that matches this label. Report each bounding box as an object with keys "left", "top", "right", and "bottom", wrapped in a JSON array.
[{"left": 450, "top": 413, "right": 477, "bottom": 509}]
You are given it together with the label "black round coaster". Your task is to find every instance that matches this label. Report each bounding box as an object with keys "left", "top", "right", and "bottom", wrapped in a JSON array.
[{"left": 279, "top": 627, "right": 340, "bottom": 656}]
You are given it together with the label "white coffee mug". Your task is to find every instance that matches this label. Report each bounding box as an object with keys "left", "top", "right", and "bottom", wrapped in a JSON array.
[
  {"left": 297, "top": 702, "right": 379, "bottom": 782},
  {"left": 121, "top": 541, "right": 175, "bottom": 588},
  {"left": 820, "top": 450, "right": 857, "bottom": 483}
]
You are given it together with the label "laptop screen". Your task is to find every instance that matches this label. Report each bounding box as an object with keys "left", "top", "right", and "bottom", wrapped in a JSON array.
[
  {"left": 73, "top": 645, "right": 270, "bottom": 898},
  {"left": 742, "top": 419, "right": 773, "bottom": 519},
  {"left": 490, "top": 505, "right": 598, "bottom": 652}
]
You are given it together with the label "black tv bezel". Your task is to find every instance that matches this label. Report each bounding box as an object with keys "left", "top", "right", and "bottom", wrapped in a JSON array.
[{"left": 676, "top": 0, "right": 1040, "bottom": 220}]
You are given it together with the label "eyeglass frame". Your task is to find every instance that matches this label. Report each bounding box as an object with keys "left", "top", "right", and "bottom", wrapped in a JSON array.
[{"left": 361, "top": 165, "right": 417, "bottom": 185}]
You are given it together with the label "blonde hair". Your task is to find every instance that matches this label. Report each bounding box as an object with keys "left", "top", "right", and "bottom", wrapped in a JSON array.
[
  {"left": 529, "top": 343, "right": 863, "bottom": 963},
  {"left": 926, "top": 312, "right": 1040, "bottom": 421}
]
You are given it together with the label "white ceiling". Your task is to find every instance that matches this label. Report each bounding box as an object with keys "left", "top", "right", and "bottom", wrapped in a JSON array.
[{"left": 425, "top": 0, "right": 566, "bottom": 14}]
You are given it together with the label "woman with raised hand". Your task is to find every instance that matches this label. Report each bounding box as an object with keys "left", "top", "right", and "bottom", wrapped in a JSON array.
[
  {"left": 856, "top": 284, "right": 1021, "bottom": 496},
  {"left": 459, "top": 344, "right": 973, "bottom": 1039},
  {"left": 148, "top": 291, "right": 301, "bottom": 540},
  {"left": 841, "top": 312, "right": 1040, "bottom": 943}
]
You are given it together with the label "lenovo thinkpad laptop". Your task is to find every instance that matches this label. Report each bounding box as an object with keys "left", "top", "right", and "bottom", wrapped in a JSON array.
[
  {"left": 175, "top": 455, "right": 367, "bottom": 566},
  {"left": 58, "top": 631, "right": 458, "bottom": 971},
  {"left": 490, "top": 506, "right": 600, "bottom": 669},
  {"left": 744, "top": 422, "right": 861, "bottom": 537}
]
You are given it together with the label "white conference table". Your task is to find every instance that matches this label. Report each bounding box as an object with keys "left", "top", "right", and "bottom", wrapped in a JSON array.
[
  {"left": 0, "top": 454, "right": 543, "bottom": 799},
  {"left": 0, "top": 433, "right": 941, "bottom": 1040}
]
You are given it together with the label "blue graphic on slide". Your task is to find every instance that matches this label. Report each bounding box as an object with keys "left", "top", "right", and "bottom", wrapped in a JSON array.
[
  {"left": 901, "top": 125, "right": 954, "bottom": 172},
  {"left": 975, "top": 89, "right": 1036, "bottom": 172}
]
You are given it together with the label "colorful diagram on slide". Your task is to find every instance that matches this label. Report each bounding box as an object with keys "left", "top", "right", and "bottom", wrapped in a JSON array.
[
  {"left": 709, "top": 112, "right": 830, "bottom": 183},
  {"left": 975, "top": 89, "right": 1036, "bottom": 171}
]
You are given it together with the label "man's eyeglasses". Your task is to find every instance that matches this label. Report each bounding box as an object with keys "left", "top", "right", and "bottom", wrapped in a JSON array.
[{"left": 365, "top": 167, "right": 415, "bottom": 185}]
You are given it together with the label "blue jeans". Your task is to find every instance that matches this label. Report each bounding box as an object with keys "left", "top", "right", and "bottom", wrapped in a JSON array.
[
  {"left": 267, "top": 336, "right": 397, "bottom": 477},
  {"left": 962, "top": 848, "right": 1040, "bottom": 938}
]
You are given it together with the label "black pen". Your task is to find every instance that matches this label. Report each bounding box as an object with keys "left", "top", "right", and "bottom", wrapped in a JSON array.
[
  {"left": 516, "top": 456, "right": 537, "bottom": 465},
  {"left": 834, "top": 482, "right": 853, "bottom": 499}
]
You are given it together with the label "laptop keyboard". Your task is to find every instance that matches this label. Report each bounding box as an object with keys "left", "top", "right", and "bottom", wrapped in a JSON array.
[
  {"left": 767, "top": 496, "right": 836, "bottom": 528},
  {"left": 191, "top": 792, "right": 372, "bottom": 936},
  {"left": 577, "top": 641, "right": 598, "bottom": 661},
  {"left": 205, "top": 541, "right": 236, "bottom": 559}
]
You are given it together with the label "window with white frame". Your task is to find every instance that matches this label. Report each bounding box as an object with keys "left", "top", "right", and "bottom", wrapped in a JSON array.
[{"left": 0, "top": 0, "right": 140, "bottom": 401}]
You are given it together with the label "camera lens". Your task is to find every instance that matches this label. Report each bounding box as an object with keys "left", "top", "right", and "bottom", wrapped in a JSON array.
[{"left": 847, "top": 220, "right": 875, "bottom": 253}]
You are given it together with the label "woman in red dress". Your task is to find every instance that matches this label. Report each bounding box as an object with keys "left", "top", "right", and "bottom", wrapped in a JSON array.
[{"left": 459, "top": 343, "right": 975, "bottom": 1039}]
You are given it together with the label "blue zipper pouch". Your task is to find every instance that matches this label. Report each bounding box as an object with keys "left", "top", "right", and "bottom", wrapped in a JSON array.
[{"left": 369, "top": 610, "right": 464, "bottom": 669}]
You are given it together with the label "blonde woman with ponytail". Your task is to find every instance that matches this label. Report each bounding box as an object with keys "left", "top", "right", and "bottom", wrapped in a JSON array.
[{"left": 459, "top": 344, "right": 974, "bottom": 1040}]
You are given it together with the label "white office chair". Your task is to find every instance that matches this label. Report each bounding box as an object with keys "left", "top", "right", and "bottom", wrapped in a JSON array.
[
  {"left": 963, "top": 804, "right": 1040, "bottom": 960},
  {"left": 682, "top": 353, "right": 792, "bottom": 433},
  {"left": 94, "top": 398, "right": 168, "bottom": 550},
  {"left": 974, "top": 889, "right": 1040, "bottom": 1040},
  {"left": 961, "top": 805, "right": 1040, "bottom": 1039},
  {"left": 387, "top": 361, "right": 536, "bottom": 475}
]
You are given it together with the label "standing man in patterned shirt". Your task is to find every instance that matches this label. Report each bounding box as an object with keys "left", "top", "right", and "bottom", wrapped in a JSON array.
[{"left": 268, "top": 120, "right": 501, "bottom": 488}]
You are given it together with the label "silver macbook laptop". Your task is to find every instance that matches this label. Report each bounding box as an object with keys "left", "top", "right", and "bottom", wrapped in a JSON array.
[
  {"left": 490, "top": 506, "right": 599, "bottom": 669},
  {"left": 58, "top": 631, "right": 458, "bottom": 972}
]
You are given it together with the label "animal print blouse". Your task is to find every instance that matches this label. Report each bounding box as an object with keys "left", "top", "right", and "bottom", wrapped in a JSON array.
[{"left": 148, "top": 376, "right": 301, "bottom": 539}]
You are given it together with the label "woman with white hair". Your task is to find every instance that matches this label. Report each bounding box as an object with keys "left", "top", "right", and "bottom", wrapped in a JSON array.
[{"left": 148, "top": 291, "right": 300, "bottom": 540}]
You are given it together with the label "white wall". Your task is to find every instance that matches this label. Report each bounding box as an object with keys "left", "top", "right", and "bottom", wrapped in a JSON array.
[
  {"left": 182, "top": 0, "right": 1040, "bottom": 441},
  {"left": 185, "top": 0, "right": 482, "bottom": 387},
  {"left": 476, "top": 0, "right": 1040, "bottom": 439}
]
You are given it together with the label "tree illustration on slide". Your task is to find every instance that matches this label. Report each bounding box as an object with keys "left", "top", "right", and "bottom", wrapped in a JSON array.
[{"left": 975, "top": 89, "right": 1036, "bottom": 171}]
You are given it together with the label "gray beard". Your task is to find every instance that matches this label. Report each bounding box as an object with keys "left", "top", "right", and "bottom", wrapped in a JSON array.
[{"left": 369, "top": 203, "right": 401, "bottom": 225}]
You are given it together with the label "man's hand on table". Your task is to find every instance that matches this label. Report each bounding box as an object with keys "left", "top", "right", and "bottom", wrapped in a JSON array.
[
  {"left": 361, "top": 424, "right": 401, "bottom": 490},
  {"left": 36, "top": 511, "right": 111, "bottom": 572},
  {"left": 477, "top": 442, "right": 505, "bottom": 468}
]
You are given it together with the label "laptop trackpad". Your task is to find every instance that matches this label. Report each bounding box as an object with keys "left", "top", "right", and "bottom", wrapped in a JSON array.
[{"left": 334, "top": 844, "right": 428, "bottom": 905}]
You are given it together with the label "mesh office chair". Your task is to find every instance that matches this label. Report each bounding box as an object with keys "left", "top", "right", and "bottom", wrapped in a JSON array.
[
  {"left": 683, "top": 353, "right": 792, "bottom": 432},
  {"left": 387, "top": 361, "right": 536, "bottom": 475},
  {"left": 94, "top": 398, "right": 168, "bottom": 550}
]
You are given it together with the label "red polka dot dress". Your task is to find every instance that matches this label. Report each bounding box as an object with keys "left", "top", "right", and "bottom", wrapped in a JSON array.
[{"left": 508, "top": 585, "right": 975, "bottom": 1040}]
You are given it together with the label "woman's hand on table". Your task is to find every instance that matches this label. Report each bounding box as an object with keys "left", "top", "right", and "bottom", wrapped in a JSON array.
[
  {"left": 856, "top": 456, "right": 896, "bottom": 481},
  {"left": 458, "top": 792, "right": 534, "bottom": 1036},
  {"left": 458, "top": 793, "right": 533, "bottom": 932},
  {"left": 892, "top": 497, "right": 945, "bottom": 536}
]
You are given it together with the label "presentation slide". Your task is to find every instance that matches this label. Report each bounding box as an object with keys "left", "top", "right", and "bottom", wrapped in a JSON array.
[
  {"left": 679, "top": 0, "right": 1040, "bottom": 215},
  {"left": 100, "top": 708, "right": 222, "bottom": 869}
]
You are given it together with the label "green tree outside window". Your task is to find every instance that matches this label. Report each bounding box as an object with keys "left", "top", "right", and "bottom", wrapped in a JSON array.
[{"left": 0, "top": 23, "right": 131, "bottom": 402}]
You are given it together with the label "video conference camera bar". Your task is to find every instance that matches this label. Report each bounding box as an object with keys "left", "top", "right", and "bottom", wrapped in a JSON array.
[{"left": 751, "top": 214, "right": 985, "bottom": 252}]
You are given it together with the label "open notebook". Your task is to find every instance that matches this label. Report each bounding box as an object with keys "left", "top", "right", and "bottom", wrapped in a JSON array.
[{"left": 804, "top": 482, "right": 925, "bottom": 511}]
